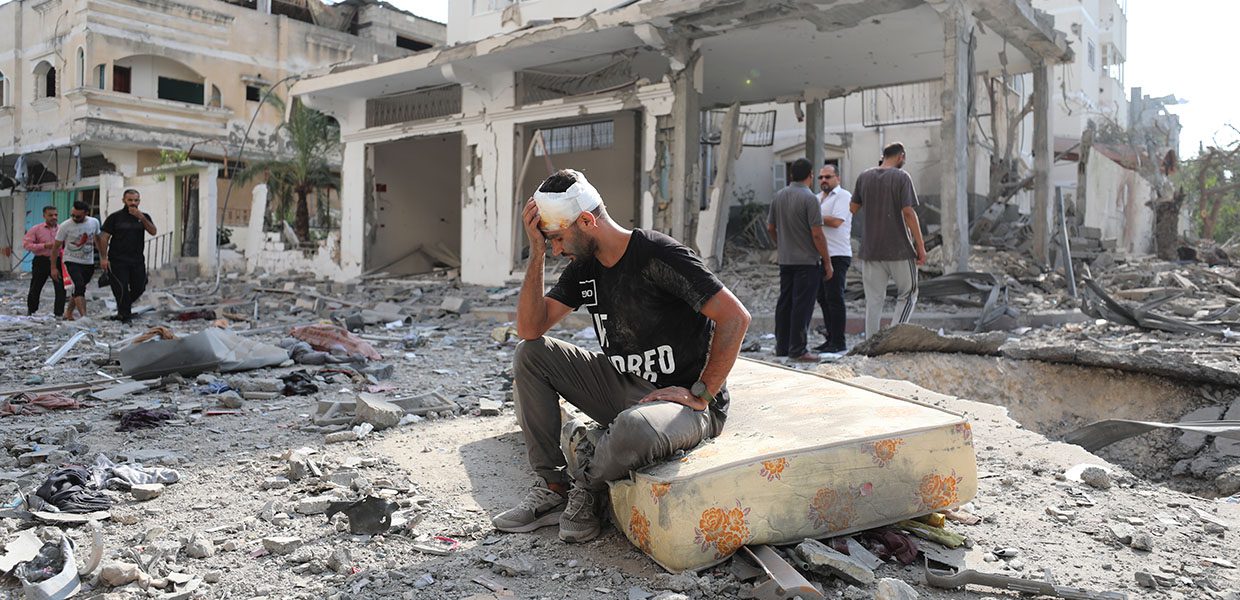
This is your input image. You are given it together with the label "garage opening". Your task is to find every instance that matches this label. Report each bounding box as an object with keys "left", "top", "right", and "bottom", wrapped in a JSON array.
[
  {"left": 514, "top": 111, "right": 641, "bottom": 266},
  {"left": 367, "top": 133, "right": 463, "bottom": 276}
]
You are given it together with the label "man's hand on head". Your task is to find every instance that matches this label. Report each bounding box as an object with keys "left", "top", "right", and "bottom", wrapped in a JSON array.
[
  {"left": 522, "top": 198, "right": 545, "bottom": 249},
  {"left": 638, "top": 386, "right": 708, "bottom": 412}
]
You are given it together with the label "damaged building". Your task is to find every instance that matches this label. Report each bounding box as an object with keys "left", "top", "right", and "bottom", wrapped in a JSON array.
[
  {"left": 288, "top": 0, "right": 1172, "bottom": 287},
  {"left": 0, "top": 0, "right": 444, "bottom": 275}
]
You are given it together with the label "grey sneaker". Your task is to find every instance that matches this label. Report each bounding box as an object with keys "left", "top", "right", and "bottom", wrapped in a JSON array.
[
  {"left": 559, "top": 485, "right": 604, "bottom": 543},
  {"left": 491, "top": 483, "right": 566, "bottom": 533}
]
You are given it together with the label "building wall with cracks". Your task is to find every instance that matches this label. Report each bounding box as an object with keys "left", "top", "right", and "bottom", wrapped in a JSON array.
[
  {"left": 297, "top": 0, "right": 1074, "bottom": 284},
  {"left": 0, "top": 0, "right": 444, "bottom": 273}
]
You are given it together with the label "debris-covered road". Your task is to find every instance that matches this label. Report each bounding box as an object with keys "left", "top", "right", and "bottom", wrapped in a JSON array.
[{"left": 0, "top": 265, "right": 1237, "bottom": 599}]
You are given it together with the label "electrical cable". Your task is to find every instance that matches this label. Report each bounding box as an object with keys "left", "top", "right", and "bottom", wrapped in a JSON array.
[{"left": 170, "top": 73, "right": 304, "bottom": 301}]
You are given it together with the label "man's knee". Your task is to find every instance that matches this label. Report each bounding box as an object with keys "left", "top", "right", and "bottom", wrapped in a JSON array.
[
  {"left": 513, "top": 336, "right": 554, "bottom": 371},
  {"left": 608, "top": 408, "right": 661, "bottom": 455}
]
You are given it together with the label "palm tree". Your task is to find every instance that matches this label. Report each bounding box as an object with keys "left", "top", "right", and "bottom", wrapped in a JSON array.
[{"left": 239, "top": 93, "right": 340, "bottom": 243}]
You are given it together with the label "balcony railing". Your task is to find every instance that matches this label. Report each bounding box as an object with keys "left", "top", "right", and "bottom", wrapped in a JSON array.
[
  {"left": 145, "top": 231, "right": 176, "bottom": 271},
  {"left": 65, "top": 88, "right": 233, "bottom": 139}
]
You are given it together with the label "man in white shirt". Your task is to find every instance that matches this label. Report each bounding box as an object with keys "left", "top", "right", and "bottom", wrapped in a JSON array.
[
  {"left": 814, "top": 165, "right": 853, "bottom": 353},
  {"left": 51, "top": 201, "right": 104, "bottom": 321}
]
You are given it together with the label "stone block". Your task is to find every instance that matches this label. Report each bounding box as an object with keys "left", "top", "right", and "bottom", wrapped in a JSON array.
[
  {"left": 795, "top": 538, "right": 875, "bottom": 586},
  {"left": 130, "top": 483, "right": 165, "bottom": 501},
  {"left": 262, "top": 536, "right": 303, "bottom": 555},
  {"left": 355, "top": 393, "right": 405, "bottom": 430}
]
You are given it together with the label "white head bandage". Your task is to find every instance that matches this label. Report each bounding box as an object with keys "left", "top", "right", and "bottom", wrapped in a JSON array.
[{"left": 532, "top": 170, "right": 603, "bottom": 232}]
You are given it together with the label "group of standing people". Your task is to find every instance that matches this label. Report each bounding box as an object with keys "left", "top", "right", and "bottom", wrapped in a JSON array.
[
  {"left": 22, "top": 189, "right": 157, "bottom": 323},
  {"left": 767, "top": 142, "right": 927, "bottom": 360}
]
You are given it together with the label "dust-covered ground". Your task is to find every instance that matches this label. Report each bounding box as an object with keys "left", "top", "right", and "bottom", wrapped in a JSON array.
[{"left": 0, "top": 270, "right": 1237, "bottom": 600}]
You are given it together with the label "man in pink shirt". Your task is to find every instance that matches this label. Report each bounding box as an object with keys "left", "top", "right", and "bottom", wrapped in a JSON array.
[{"left": 22, "top": 206, "right": 66, "bottom": 317}]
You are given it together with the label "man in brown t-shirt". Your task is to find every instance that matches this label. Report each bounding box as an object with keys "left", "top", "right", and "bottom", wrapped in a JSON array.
[{"left": 849, "top": 142, "right": 927, "bottom": 337}]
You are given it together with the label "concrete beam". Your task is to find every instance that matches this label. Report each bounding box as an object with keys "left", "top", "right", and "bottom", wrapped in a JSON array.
[
  {"left": 1031, "top": 60, "right": 1053, "bottom": 265},
  {"left": 969, "top": 0, "right": 1073, "bottom": 63},
  {"left": 939, "top": 0, "right": 972, "bottom": 273}
]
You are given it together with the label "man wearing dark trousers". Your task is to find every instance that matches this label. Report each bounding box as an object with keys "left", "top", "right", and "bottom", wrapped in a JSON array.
[
  {"left": 767, "top": 158, "right": 832, "bottom": 362},
  {"left": 813, "top": 165, "right": 853, "bottom": 353},
  {"left": 99, "top": 189, "right": 157, "bottom": 323},
  {"left": 22, "top": 206, "right": 65, "bottom": 317}
]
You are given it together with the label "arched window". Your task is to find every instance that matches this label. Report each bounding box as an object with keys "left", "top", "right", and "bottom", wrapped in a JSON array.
[
  {"left": 33, "top": 61, "right": 56, "bottom": 99},
  {"left": 209, "top": 85, "right": 221, "bottom": 107},
  {"left": 95, "top": 64, "right": 106, "bottom": 90},
  {"left": 0, "top": 71, "right": 8, "bottom": 106},
  {"left": 76, "top": 48, "right": 85, "bottom": 87}
]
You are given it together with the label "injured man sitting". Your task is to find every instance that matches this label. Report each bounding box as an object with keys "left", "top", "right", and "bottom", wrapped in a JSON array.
[{"left": 491, "top": 168, "right": 751, "bottom": 542}]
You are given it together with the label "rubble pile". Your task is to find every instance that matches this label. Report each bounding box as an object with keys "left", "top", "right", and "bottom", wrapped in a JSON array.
[{"left": 0, "top": 249, "right": 1235, "bottom": 598}]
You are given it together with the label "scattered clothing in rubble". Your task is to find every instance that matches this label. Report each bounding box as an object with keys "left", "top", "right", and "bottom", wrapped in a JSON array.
[
  {"left": 0, "top": 393, "right": 80, "bottom": 417},
  {"left": 289, "top": 324, "right": 382, "bottom": 361},
  {"left": 278, "top": 338, "right": 353, "bottom": 366},
  {"left": 194, "top": 381, "right": 233, "bottom": 395},
  {"left": 35, "top": 466, "right": 112, "bottom": 513},
  {"left": 90, "top": 454, "right": 179, "bottom": 490},
  {"left": 280, "top": 370, "right": 320, "bottom": 396},
  {"left": 850, "top": 529, "right": 920, "bottom": 565},
  {"left": 116, "top": 407, "right": 176, "bottom": 432}
]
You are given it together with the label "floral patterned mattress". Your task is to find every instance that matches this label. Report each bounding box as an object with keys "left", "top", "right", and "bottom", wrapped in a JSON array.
[{"left": 608, "top": 359, "right": 977, "bottom": 572}]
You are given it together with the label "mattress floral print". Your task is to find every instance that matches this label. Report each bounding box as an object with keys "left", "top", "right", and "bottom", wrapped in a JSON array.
[{"left": 608, "top": 360, "right": 978, "bottom": 571}]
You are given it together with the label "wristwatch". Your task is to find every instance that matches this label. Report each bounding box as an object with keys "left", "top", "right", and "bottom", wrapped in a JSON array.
[{"left": 690, "top": 380, "right": 715, "bottom": 407}]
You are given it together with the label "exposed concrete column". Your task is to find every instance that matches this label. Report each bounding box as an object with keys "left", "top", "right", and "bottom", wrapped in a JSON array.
[
  {"left": 258, "top": 0, "right": 272, "bottom": 14},
  {"left": 938, "top": 0, "right": 973, "bottom": 273},
  {"left": 245, "top": 183, "right": 268, "bottom": 274},
  {"left": 805, "top": 97, "right": 825, "bottom": 171},
  {"left": 197, "top": 164, "right": 220, "bottom": 270},
  {"left": 694, "top": 102, "right": 742, "bottom": 267},
  {"left": 1032, "top": 60, "right": 1053, "bottom": 265},
  {"left": 667, "top": 48, "right": 701, "bottom": 246},
  {"left": 338, "top": 140, "right": 367, "bottom": 279}
]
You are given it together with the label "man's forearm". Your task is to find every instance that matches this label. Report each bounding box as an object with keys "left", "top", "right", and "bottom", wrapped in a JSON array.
[
  {"left": 699, "top": 313, "right": 749, "bottom": 396},
  {"left": 903, "top": 210, "right": 926, "bottom": 252},
  {"left": 515, "top": 251, "right": 547, "bottom": 340}
]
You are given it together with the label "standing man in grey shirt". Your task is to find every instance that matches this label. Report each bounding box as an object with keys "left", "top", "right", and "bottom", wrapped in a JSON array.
[
  {"left": 767, "top": 158, "right": 832, "bottom": 362},
  {"left": 850, "top": 142, "right": 927, "bottom": 337}
]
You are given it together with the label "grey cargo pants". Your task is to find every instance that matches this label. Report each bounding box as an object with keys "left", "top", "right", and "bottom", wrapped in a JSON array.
[{"left": 514, "top": 336, "right": 727, "bottom": 491}]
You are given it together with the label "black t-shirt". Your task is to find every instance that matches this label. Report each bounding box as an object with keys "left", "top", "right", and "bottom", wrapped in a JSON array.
[
  {"left": 547, "top": 229, "right": 724, "bottom": 389},
  {"left": 102, "top": 209, "right": 152, "bottom": 262}
]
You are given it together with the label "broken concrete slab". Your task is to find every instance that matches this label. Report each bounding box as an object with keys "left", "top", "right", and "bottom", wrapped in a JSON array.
[
  {"left": 794, "top": 538, "right": 875, "bottom": 586},
  {"left": 439, "top": 296, "right": 471, "bottom": 314},
  {"left": 876, "top": 578, "right": 919, "bottom": 600},
  {"left": 355, "top": 393, "right": 405, "bottom": 430},
  {"left": 1216, "top": 398, "right": 1240, "bottom": 458},
  {"left": 90, "top": 381, "right": 149, "bottom": 401},
  {"left": 130, "top": 483, "right": 165, "bottom": 501},
  {"left": 261, "top": 536, "right": 303, "bottom": 555},
  {"left": 1172, "top": 405, "right": 1227, "bottom": 458},
  {"left": 851, "top": 324, "right": 1009, "bottom": 357},
  {"left": 0, "top": 529, "right": 41, "bottom": 573}
]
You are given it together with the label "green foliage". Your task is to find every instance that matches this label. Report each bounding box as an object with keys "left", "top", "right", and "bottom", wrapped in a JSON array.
[
  {"left": 236, "top": 90, "right": 341, "bottom": 242},
  {"left": 1175, "top": 137, "right": 1240, "bottom": 243}
]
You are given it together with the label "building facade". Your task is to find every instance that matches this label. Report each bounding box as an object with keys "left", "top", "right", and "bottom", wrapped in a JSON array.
[{"left": 0, "top": 0, "right": 443, "bottom": 273}]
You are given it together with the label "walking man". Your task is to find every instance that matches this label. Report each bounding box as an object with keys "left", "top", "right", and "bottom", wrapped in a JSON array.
[
  {"left": 22, "top": 206, "right": 65, "bottom": 317},
  {"left": 767, "top": 158, "right": 832, "bottom": 362},
  {"left": 850, "top": 142, "right": 927, "bottom": 338},
  {"left": 491, "top": 169, "right": 750, "bottom": 543},
  {"left": 813, "top": 165, "right": 852, "bottom": 353},
  {"left": 51, "top": 201, "right": 103, "bottom": 321},
  {"left": 100, "top": 189, "right": 157, "bottom": 323}
]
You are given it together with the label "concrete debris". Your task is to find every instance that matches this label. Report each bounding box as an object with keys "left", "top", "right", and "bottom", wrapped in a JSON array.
[
  {"left": 130, "top": 483, "right": 165, "bottom": 500},
  {"left": 850, "top": 324, "right": 1008, "bottom": 357},
  {"left": 876, "top": 578, "right": 920, "bottom": 600},
  {"left": 794, "top": 538, "right": 875, "bottom": 586},
  {"left": 354, "top": 393, "right": 406, "bottom": 430},
  {"left": 261, "top": 536, "right": 303, "bottom": 555}
]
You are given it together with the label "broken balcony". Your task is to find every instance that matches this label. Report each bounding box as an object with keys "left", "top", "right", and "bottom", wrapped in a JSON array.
[{"left": 64, "top": 88, "right": 233, "bottom": 146}]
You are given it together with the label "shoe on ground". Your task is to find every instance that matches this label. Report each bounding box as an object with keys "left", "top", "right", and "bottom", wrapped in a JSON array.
[
  {"left": 812, "top": 340, "right": 831, "bottom": 352},
  {"left": 559, "top": 485, "right": 604, "bottom": 543},
  {"left": 491, "top": 482, "right": 566, "bottom": 533},
  {"left": 791, "top": 352, "right": 822, "bottom": 363}
]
